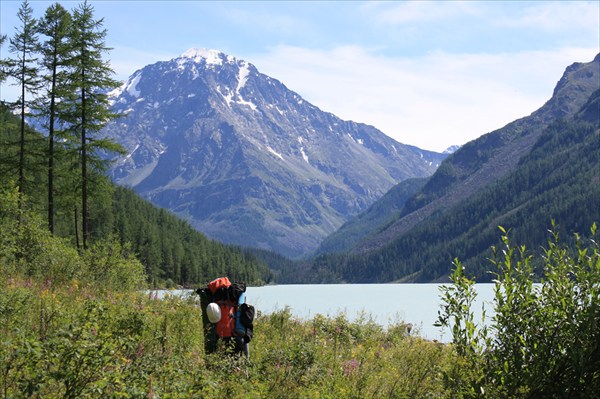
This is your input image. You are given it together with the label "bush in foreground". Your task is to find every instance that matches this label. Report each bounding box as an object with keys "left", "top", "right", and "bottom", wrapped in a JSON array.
[{"left": 437, "top": 224, "right": 600, "bottom": 398}]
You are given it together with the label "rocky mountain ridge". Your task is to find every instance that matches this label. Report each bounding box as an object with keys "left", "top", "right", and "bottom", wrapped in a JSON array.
[
  {"left": 289, "top": 54, "right": 599, "bottom": 284},
  {"left": 103, "top": 49, "right": 445, "bottom": 257}
]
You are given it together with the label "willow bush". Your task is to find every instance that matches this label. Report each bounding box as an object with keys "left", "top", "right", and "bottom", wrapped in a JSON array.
[{"left": 437, "top": 224, "right": 600, "bottom": 398}]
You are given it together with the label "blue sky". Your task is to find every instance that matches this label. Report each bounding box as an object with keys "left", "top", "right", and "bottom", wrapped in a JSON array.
[{"left": 1, "top": 1, "right": 598, "bottom": 152}]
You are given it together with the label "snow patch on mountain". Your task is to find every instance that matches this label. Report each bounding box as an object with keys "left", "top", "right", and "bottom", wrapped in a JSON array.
[
  {"left": 217, "top": 62, "right": 257, "bottom": 111},
  {"left": 127, "top": 73, "right": 142, "bottom": 97},
  {"left": 300, "top": 147, "right": 309, "bottom": 163},
  {"left": 237, "top": 62, "right": 250, "bottom": 91},
  {"left": 267, "top": 146, "right": 284, "bottom": 160},
  {"left": 180, "top": 48, "right": 224, "bottom": 66},
  {"left": 125, "top": 144, "right": 140, "bottom": 160}
]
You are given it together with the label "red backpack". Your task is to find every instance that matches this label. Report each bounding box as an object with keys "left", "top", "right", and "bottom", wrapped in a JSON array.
[
  {"left": 215, "top": 300, "right": 236, "bottom": 338},
  {"left": 207, "top": 277, "right": 231, "bottom": 294},
  {"left": 207, "top": 277, "right": 236, "bottom": 337}
]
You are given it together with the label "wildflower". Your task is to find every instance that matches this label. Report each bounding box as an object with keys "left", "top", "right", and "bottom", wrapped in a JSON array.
[{"left": 342, "top": 359, "right": 359, "bottom": 376}]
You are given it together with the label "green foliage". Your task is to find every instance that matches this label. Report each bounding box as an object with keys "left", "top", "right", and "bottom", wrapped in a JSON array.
[
  {"left": 437, "top": 225, "right": 600, "bottom": 398},
  {"left": 0, "top": 185, "right": 83, "bottom": 286},
  {"left": 81, "top": 237, "right": 146, "bottom": 292},
  {"left": 0, "top": 184, "right": 146, "bottom": 292},
  {"left": 0, "top": 282, "right": 454, "bottom": 398}
]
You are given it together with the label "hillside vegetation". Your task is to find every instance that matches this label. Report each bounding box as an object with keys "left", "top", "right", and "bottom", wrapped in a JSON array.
[{"left": 315, "top": 177, "right": 427, "bottom": 255}]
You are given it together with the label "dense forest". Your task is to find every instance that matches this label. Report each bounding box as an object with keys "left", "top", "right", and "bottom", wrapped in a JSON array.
[
  {"left": 0, "top": 102, "right": 270, "bottom": 286},
  {"left": 0, "top": 1, "right": 269, "bottom": 287}
]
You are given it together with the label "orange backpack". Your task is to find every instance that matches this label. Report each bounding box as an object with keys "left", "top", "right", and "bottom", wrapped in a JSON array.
[
  {"left": 207, "top": 277, "right": 237, "bottom": 338},
  {"left": 215, "top": 300, "right": 236, "bottom": 337},
  {"left": 207, "top": 277, "right": 231, "bottom": 294}
]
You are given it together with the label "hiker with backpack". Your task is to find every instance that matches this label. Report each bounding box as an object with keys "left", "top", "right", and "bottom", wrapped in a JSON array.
[{"left": 196, "top": 277, "right": 255, "bottom": 358}]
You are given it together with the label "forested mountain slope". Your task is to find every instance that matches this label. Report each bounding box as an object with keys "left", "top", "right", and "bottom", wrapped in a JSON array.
[
  {"left": 314, "top": 177, "right": 427, "bottom": 255},
  {"left": 283, "top": 54, "right": 599, "bottom": 283},
  {"left": 357, "top": 53, "right": 600, "bottom": 254}
]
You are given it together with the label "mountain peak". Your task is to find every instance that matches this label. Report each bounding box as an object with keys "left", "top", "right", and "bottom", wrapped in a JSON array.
[
  {"left": 443, "top": 145, "right": 461, "bottom": 154},
  {"left": 178, "top": 48, "right": 232, "bottom": 66}
]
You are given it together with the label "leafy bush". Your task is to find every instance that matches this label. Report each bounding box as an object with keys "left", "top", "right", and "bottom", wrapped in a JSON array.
[
  {"left": 0, "top": 186, "right": 83, "bottom": 286},
  {"left": 437, "top": 224, "right": 600, "bottom": 398},
  {"left": 81, "top": 237, "right": 146, "bottom": 292}
]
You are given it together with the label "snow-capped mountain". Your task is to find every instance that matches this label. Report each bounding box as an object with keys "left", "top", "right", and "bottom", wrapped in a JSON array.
[
  {"left": 103, "top": 48, "right": 445, "bottom": 257},
  {"left": 443, "top": 145, "right": 461, "bottom": 154}
]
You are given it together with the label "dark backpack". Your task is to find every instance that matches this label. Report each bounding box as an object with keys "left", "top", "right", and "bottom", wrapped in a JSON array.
[
  {"left": 239, "top": 303, "right": 255, "bottom": 342},
  {"left": 200, "top": 278, "right": 254, "bottom": 341}
]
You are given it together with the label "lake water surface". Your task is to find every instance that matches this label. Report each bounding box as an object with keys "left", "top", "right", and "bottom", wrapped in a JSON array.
[{"left": 245, "top": 284, "right": 496, "bottom": 342}]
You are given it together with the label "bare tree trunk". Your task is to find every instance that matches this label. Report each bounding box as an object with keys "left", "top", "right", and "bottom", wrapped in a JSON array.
[{"left": 81, "top": 76, "right": 88, "bottom": 249}]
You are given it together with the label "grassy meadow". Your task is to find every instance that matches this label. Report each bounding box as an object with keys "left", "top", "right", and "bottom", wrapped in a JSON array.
[{"left": 1, "top": 278, "right": 455, "bottom": 398}]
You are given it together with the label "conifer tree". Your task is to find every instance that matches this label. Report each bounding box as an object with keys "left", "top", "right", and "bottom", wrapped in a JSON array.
[
  {"left": 0, "top": 35, "right": 8, "bottom": 84},
  {"left": 37, "top": 3, "right": 74, "bottom": 233},
  {"left": 66, "top": 0, "right": 121, "bottom": 249},
  {"left": 8, "top": 0, "right": 42, "bottom": 206}
]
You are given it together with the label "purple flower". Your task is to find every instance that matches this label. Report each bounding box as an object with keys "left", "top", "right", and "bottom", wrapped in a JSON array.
[{"left": 342, "top": 359, "right": 359, "bottom": 376}]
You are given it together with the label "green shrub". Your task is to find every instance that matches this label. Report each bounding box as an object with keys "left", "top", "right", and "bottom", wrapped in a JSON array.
[
  {"left": 0, "top": 187, "right": 84, "bottom": 286},
  {"left": 437, "top": 224, "right": 600, "bottom": 398},
  {"left": 81, "top": 237, "right": 146, "bottom": 292}
]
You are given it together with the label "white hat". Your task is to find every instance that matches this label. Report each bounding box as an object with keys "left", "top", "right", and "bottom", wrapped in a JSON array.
[{"left": 206, "top": 302, "right": 221, "bottom": 323}]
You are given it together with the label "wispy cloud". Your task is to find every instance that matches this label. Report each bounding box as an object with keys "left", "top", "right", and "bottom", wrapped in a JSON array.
[
  {"left": 367, "top": 1, "right": 478, "bottom": 25},
  {"left": 495, "top": 1, "right": 600, "bottom": 31},
  {"left": 251, "top": 46, "right": 598, "bottom": 152}
]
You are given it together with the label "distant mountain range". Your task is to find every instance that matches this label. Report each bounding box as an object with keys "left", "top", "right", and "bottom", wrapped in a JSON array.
[
  {"left": 291, "top": 53, "right": 599, "bottom": 283},
  {"left": 103, "top": 49, "right": 445, "bottom": 258}
]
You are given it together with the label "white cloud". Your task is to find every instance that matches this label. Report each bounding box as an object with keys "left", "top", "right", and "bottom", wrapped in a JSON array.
[
  {"left": 251, "top": 46, "right": 598, "bottom": 152},
  {"left": 495, "top": 1, "right": 600, "bottom": 32},
  {"left": 367, "top": 0, "right": 478, "bottom": 24}
]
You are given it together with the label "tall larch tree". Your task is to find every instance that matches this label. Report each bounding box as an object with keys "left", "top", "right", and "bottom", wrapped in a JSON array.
[
  {"left": 37, "top": 3, "right": 74, "bottom": 233},
  {"left": 68, "top": 0, "right": 121, "bottom": 249},
  {"left": 8, "top": 0, "right": 42, "bottom": 206},
  {"left": 0, "top": 34, "right": 8, "bottom": 83}
]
